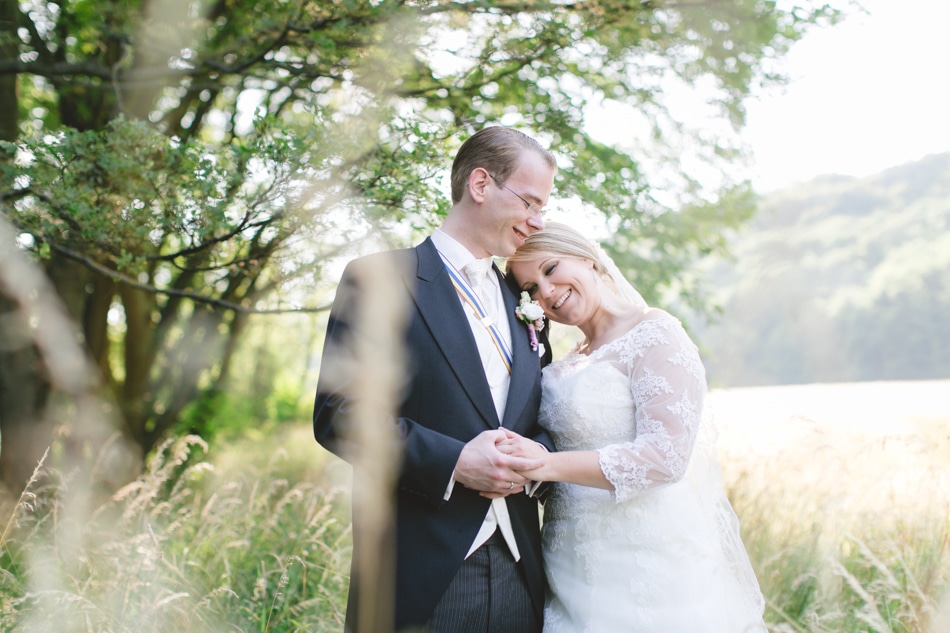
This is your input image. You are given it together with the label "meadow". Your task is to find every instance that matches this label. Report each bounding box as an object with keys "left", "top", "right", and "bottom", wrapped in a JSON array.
[
  {"left": 0, "top": 380, "right": 948, "bottom": 632},
  {"left": 710, "top": 380, "right": 950, "bottom": 632}
]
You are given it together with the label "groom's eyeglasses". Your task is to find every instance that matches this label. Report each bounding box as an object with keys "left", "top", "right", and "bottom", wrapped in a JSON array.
[{"left": 489, "top": 173, "right": 545, "bottom": 216}]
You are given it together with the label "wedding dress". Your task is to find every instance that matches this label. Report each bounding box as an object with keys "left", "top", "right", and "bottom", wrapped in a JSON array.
[{"left": 538, "top": 309, "right": 767, "bottom": 633}]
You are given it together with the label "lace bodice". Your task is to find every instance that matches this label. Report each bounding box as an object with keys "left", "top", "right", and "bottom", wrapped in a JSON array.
[{"left": 540, "top": 310, "right": 707, "bottom": 502}]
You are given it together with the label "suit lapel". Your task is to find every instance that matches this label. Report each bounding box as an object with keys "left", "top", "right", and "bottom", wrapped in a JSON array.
[
  {"left": 410, "top": 238, "right": 499, "bottom": 428},
  {"left": 498, "top": 266, "right": 536, "bottom": 430}
]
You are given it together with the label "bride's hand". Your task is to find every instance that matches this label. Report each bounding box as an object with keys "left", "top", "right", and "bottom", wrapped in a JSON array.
[
  {"left": 496, "top": 429, "right": 547, "bottom": 461},
  {"left": 495, "top": 429, "right": 549, "bottom": 483}
]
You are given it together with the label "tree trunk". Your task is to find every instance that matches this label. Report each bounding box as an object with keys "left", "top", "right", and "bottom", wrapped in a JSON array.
[
  {"left": 117, "top": 283, "right": 159, "bottom": 449},
  {"left": 83, "top": 275, "right": 116, "bottom": 382},
  {"left": 0, "top": 0, "right": 17, "bottom": 143},
  {"left": 143, "top": 306, "right": 226, "bottom": 451},
  {"left": 0, "top": 295, "right": 55, "bottom": 499}
]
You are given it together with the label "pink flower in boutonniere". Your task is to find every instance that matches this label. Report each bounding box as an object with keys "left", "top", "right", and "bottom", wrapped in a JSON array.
[{"left": 515, "top": 292, "right": 546, "bottom": 355}]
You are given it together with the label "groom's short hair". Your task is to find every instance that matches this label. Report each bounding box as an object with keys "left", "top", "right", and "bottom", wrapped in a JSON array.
[{"left": 450, "top": 126, "right": 556, "bottom": 204}]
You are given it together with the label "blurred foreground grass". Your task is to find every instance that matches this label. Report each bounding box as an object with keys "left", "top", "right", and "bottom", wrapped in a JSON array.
[
  {"left": 0, "top": 382, "right": 948, "bottom": 632},
  {"left": 0, "top": 426, "right": 352, "bottom": 632}
]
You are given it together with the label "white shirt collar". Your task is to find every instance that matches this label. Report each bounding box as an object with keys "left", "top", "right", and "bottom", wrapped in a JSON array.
[{"left": 431, "top": 228, "right": 491, "bottom": 275}]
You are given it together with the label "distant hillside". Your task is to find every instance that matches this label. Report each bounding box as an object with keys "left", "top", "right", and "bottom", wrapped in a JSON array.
[{"left": 686, "top": 152, "right": 950, "bottom": 387}]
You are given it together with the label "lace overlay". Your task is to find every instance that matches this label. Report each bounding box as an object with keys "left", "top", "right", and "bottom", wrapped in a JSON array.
[{"left": 539, "top": 310, "right": 767, "bottom": 632}]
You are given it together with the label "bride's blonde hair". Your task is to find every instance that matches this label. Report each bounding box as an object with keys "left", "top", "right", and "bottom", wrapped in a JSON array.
[{"left": 505, "top": 221, "right": 612, "bottom": 284}]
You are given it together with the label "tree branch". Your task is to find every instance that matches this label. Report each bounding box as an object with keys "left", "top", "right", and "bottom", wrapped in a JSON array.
[{"left": 48, "top": 242, "right": 331, "bottom": 314}]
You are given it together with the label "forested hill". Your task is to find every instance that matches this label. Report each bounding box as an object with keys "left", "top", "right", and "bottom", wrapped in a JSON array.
[{"left": 686, "top": 152, "right": 950, "bottom": 388}]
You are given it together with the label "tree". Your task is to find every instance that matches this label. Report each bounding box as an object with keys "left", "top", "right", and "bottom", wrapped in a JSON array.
[{"left": 0, "top": 0, "right": 839, "bottom": 494}]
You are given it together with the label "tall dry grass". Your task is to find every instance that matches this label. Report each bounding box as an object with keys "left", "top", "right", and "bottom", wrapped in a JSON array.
[
  {"left": 0, "top": 403, "right": 947, "bottom": 632},
  {"left": 714, "top": 383, "right": 950, "bottom": 633},
  {"left": 0, "top": 427, "right": 351, "bottom": 632}
]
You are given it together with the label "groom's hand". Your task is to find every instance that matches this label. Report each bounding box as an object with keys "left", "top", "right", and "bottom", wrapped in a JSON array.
[{"left": 454, "top": 429, "right": 544, "bottom": 496}]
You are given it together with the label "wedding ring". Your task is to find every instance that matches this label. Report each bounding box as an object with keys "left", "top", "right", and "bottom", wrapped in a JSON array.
[{"left": 508, "top": 482, "right": 514, "bottom": 490}]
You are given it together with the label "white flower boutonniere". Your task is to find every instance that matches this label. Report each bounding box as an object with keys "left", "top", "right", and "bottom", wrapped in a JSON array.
[{"left": 515, "top": 292, "right": 546, "bottom": 356}]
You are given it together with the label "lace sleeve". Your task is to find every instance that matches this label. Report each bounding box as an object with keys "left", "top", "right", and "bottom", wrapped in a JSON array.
[{"left": 597, "top": 314, "right": 707, "bottom": 502}]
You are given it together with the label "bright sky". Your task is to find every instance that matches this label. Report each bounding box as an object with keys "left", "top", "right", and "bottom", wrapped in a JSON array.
[{"left": 742, "top": 0, "right": 950, "bottom": 192}]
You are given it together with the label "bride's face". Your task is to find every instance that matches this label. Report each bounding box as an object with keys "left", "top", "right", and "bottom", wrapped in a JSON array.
[{"left": 509, "top": 255, "right": 601, "bottom": 326}]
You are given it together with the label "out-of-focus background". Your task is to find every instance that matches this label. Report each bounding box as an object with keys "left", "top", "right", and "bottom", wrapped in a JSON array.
[{"left": 1, "top": 1, "right": 947, "bottom": 631}]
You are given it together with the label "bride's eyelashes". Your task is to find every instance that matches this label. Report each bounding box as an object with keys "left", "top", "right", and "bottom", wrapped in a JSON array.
[{"left": 519, "top": 260, "right": 559, "bottom": 297}]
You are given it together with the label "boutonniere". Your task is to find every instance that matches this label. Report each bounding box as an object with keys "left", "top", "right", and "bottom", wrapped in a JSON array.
[{"left": 515, "top": 292, "right": 546, "bottom": 355}]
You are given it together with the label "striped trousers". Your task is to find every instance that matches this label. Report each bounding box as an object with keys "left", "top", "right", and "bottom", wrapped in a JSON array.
[{"left": 425, "top": 532, "right": 541, "bottom": 633}]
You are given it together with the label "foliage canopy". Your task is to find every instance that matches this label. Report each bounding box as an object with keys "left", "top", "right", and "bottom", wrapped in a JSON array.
[{"left": 0, "top": 0, "right": 840, "bottom": 489}]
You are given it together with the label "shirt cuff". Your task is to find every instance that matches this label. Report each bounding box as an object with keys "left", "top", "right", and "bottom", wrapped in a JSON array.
[{"left": 443, "top": 470, "right": 456, "bottom": 501}]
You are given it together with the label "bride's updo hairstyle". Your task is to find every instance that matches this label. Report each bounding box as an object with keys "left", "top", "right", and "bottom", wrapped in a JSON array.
[{"left": 505, "top": 221, "right": 616, "bottom": 290}]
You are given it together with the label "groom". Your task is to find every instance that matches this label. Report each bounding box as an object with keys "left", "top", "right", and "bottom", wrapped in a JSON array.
[{"left": 313, "top": 126, "right": 558, "bottom": 632}]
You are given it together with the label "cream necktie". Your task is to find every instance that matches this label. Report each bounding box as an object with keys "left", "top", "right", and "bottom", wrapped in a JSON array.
[{"left": 463, "top": 258, "right": 496, "bottom": 320}]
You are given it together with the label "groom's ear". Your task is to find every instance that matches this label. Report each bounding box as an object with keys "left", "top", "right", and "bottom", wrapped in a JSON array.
[{"left": 468, "top": 167, "right": 491, "bottom": 203}]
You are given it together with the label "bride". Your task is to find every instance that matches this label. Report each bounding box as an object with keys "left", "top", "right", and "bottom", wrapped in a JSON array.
[{"left": 501, "top": 222, "right": 768, "bottom": 632}]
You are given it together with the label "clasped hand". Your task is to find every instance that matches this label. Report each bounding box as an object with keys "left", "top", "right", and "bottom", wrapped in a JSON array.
[{"left": 454, "top": 429, "right": 545, "bottom": 499}]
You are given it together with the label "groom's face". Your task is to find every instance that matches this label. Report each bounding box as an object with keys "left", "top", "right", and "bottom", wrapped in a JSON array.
[{"left": 475, "top": 151, "right": 554, "bottom": 258}]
